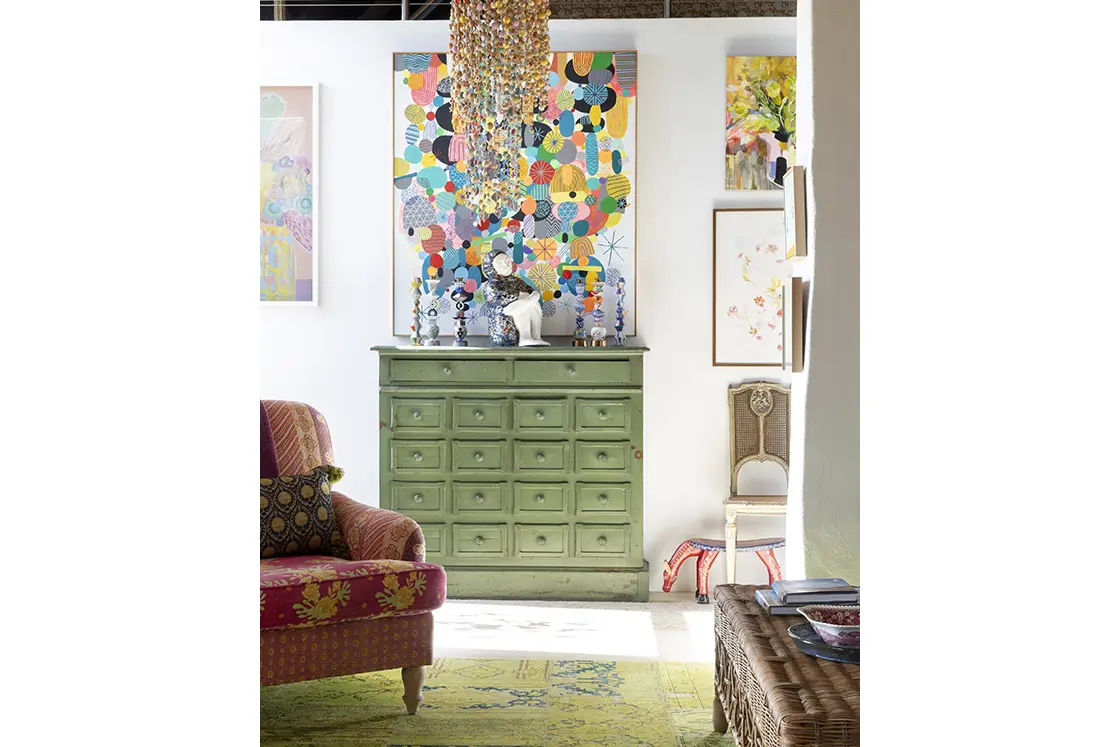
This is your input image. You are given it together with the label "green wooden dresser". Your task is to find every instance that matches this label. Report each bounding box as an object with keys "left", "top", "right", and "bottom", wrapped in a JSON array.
[{"left": 373, "top": 344, "right": 649, "bottom": 601}]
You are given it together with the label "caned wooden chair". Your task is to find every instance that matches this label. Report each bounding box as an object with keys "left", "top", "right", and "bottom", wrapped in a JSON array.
[{"left": 663, "top": 382, "right": 788, "bottom": 603}]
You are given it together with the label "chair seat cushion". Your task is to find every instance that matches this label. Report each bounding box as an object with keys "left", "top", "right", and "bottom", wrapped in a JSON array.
[
  {"left": 688, "top": 537, "right": 786, "bottom": 552},
  {"left": 260, "top": 555, "right": 446, "bottom": 631}
]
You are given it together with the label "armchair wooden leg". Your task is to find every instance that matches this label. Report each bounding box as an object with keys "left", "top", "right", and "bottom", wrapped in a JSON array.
[{"left": 402, "top": 666, "right": 426, "bottom": 715}]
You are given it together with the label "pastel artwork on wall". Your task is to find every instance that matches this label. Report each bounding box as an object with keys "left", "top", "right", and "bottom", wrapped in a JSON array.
[
  {"left": 725, "top": 56, "right": 796, "bottom": 191},
  {"left": 712, "top": 208, "right": 791, "bottom": 367},
  {"left": 260, "top": 85, "right": 318, "bottom": 305},
  {"left": 392, "top": 52, "right": 637, "bottom": 336}
]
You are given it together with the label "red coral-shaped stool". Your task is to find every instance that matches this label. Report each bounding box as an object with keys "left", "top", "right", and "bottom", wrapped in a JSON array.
[{"left": 663, "top": 537, "right": 785, "bottom": 604}]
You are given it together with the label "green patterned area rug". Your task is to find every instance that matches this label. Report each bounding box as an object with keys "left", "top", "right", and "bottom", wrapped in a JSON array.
[{"left": 261, "top": 658, "right": 734, "bottom": 746}]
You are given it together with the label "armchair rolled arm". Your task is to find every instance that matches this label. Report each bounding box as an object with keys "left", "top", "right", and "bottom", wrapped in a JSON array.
[{"left": 332, "top": 492, "right": 426, "bottom": 562}]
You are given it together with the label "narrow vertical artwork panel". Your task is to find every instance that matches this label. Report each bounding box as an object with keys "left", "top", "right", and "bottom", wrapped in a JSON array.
[
  {"left": 783, "top": 164, "right": 807, "bottom": 259},
  {"left": 725, "top": 57, "right": 796, "bottom": 191},
  {"left": 713, "top": 209, "right": 790, "bottom": 366},
  {"left": 392, "top": 52, "right": 637, "bottom": 336},
  {"left": 261, "top": 85, "right": 317, "bottom": 304}
]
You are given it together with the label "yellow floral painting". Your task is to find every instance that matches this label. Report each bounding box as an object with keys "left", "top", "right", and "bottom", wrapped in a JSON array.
[{"left": 726, "top": 56, "right": 796, "bottom": 191}]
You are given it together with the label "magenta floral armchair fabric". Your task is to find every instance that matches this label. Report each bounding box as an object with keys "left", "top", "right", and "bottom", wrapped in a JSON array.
[{"left": 260, "top": 400, "right": 445, "bottom": 686}]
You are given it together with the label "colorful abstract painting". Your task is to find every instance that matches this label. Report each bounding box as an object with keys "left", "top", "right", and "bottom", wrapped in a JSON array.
[
  {"left": 713, "top": 209, "right": 790, "bottom": 366},
  {"left": 392, "top": 52, "right": 637, "bottom": 336},
  {"left": 725, "top": 56, "right": 796, "bottom": 191},
  {"left": 261, "top": 85, "right": 317, "bottom": 304}
]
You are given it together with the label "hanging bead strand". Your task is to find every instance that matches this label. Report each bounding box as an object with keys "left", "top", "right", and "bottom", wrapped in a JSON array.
[{"left": 450, "top": 0, "right": 551, "bottom": 217}]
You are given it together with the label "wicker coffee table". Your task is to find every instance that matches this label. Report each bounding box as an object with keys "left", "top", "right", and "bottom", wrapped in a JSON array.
[{"left": 713, "top": 584, "right": 860, "bottom": 747}]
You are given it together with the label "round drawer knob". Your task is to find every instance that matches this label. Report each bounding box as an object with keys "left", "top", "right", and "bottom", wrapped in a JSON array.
[
  {"left": 535, "top": 494, "right": 546, "bottom": 503},
  {"left": 535, "top": 411, "right": 545, "bottom": 421},
  {"left": 475, "top": 411, "right": 485, "bottom": 421},
  {"left": 597, "top": 453, "right": 608, "bottom": 463},
  {"left": 536, "top": 453, "right": 546, "bottom": 463},
  {"left": 474, "top": 536, "right": 485, "bottom": 546},
  {"left": 474, "top": 493, "right": 485, "bottom": 503},
  {"left": 598, "top": 411, "right": 608, "bottom": 420},
  {"left": 598, "top": 494, "right": 608, "bottom": 504},
  {"left": 443, "top": 365, "right": 452, "bottom": 374},
  {"left": 413, "top": 493, "right": 423, "bottom": 503},
  {"left": 412, "top": 411, "right": 422, "bottom": 420},
  {"left": 536, "top": 536, "right": 547, "bottom": 546},
  {"left": 474, "top": 452, "right": 484, "bottom": 462},
  {"left": 566, "top": 365, "right": 576, "bottom": 375},
  {"left": 413, "top": 452, "right": 423, "bottom": 461},
  {"left": 597, "top": 536, "right": 608, "bottom": 547}
]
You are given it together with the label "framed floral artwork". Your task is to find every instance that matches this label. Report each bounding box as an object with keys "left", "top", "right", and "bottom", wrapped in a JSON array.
[
  {"left": 725, "top": 56, "right": 796, "bottom": 191},
  {"left": 712, "top": 208, "right": 790, "bottom": 367}
]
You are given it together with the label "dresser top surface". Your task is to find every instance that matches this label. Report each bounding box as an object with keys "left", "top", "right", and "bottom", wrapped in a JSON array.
[{"left": 373, "top": 341, "right": 648, "bottom": 356}]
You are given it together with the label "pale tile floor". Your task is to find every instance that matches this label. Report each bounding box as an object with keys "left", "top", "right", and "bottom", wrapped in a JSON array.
[{"left": 433, "top": 592, "right": 716, "bottom": 663}]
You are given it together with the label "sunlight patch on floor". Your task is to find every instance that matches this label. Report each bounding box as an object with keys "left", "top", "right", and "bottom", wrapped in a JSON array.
[
  {"left": 434, "top": 602, "right": 659, "bottom": 658},
  {"left": 432, "top": 594, "right": 715, "bottom": 662}
]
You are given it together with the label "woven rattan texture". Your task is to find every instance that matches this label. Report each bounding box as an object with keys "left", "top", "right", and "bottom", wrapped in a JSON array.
[
  {"left": 729, "top": 383, "right": 790, "bottom": 489},
  {"left": 714, "top": 584, "right": 859, "bottom": 747}
]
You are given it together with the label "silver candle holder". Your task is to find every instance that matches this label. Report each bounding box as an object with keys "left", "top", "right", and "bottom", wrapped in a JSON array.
[
  {"left": 409, "top": 277, "right": 423, "bottom": 346},
  {"left": 589, "top": 281, "right": 607, "bottom": 347},
  {"left": 572, "top": 277, "right": 587, "bottom": 347},
  {"left": 422, "top": 299, "right": 441, "bottom": 346},
  {"left": 614, "top": 276, "right": 626, "bottom": 347},
  {"left": 451, "top": 281, "right": 471, "bottom": 347}
]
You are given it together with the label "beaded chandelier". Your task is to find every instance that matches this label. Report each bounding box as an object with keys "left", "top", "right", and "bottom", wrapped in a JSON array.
[{"left": 449, "top": 0, "right": 551, "bottom": 216}]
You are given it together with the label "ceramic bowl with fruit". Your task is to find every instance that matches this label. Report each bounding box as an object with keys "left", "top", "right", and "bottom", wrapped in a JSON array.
[{"left": 797, "top": 605, "right": 860, "bottom": 648}]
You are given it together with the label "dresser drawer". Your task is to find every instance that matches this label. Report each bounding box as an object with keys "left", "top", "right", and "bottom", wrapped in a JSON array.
[
  {"left": 514, "top": 399, "right": 568, "bottom": 430},
  {"left": 389, "top": 482, "right": 445, "bottom": 514},
  {"left": 515, "top": 524, "right": 571, "bottom": 557},
  {"left": 452, "top": 441, "right": 506, "bottom": 472},
  {"left": 514, "top": 441, "right": 571, "bottom": 472},
  {"left": 391, "top": 440, "right": 446, "bottom": 472},
  {"left": 575, "top": 399, "right": 630, "bottom": 431},
  {"left": 452, "top": 399, "right": 507, "bottom": 430},
  {"left": 575, "top": 442, "right": 629, "bottom": 473},
  {"left": 514, "top": 483, "right": 569, "bottom": 515},
  {"left": 418, "top": 523, "right": 445, "bottom": 556},
  {"left": 452, "top": 482, "right": 506, "bottom": 514},
  {"left": 576, "top": 484, "right": 630, "bottom": 516},
  {"left": 390, "top": 398, "right": 445, "bottom": 430},
  {"left": 391, "top": 358, "right": 508, "bottom": 385},
  {"left": 452, "top": 524, "right": 509, "bottom": 557},
  {"left": 513, "top": 359, "right": 632, "bottom": 386},
  {"left": 575, "top": 524, "right": 630, "bottom": 557}
]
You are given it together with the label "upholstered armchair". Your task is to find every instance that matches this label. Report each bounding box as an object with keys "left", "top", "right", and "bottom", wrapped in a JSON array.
[{"left": 260, "top": 400, "right": 446, "bottom": 713}]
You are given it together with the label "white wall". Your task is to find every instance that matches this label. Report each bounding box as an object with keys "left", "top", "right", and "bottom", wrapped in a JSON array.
[
  {"left": 792, "top": 0, "right": 860, "bottom": 583},
  {"left": 260, "top": 18, "right": 798, "bottom": 592}
]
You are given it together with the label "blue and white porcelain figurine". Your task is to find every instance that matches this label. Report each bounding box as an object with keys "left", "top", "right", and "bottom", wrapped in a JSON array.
[{"left": 481, "top": 250, "right": 549, "bottom": 347}]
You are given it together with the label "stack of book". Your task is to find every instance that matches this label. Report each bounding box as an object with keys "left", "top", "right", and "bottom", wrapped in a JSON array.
[{"left": 754, "top": 578, "right": 859, "bottom": 615}]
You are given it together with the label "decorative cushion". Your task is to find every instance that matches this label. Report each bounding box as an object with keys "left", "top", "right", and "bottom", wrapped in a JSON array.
[
  {"left": 260, "top": 467, "right": 340, "bottom": 558},
  {"left": 259, "top": 555, "right": 447, "bottom": 631},
  {"left": 261, "top": 401, "right": 279, "bottom": 478}
]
